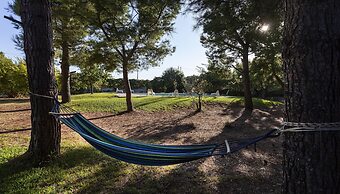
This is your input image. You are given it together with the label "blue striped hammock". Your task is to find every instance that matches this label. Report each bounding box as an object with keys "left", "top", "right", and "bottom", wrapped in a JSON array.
[{"left": 50, "top": 103, "right": 277, "bottom": 166}]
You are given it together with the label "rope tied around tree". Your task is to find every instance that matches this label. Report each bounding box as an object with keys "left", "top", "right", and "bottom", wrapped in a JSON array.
[
  {"left": 28, "top": 92, "right": 78, "bottom": 116},
  {"left": 275, "top": 121, "right": 340, "bottom": 133},
  {"left": 28, "top": 92, "right": 57, "bottom": 100}
]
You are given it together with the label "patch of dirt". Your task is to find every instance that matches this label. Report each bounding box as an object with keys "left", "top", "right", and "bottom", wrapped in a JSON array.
[
  {"left": 0, "top": 99, "right": 31, "bottom": 131},
  {"left": 0, "top": 100, "right": 284, "bottom": 193}
]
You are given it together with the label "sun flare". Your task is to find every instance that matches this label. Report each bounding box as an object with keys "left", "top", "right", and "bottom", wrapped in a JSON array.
[{"left": 260, "top": 24, "right": 269, "bottom": 32}]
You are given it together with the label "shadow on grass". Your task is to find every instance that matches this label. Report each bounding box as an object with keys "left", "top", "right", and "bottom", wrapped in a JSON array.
[
  {"left": 0, "top": 98, "right": 30, "bottom": 104},
  {"left": 0, "top": 153, "right": 33, "bottom": 183},
  {"left": 0, "top": 147, "right": 102, "bottom": 180},
  {"left": 0, "top": 147, "right": 127, "bottom": 193},
  {"left": 0, "top": 128, "right": 31, "bottom": 134},
  {"left": 134, "top": 97, "right": 165, "bottom": 108},
  {"left": 87, "top": 111, "right": 130, "bottom": 121},
  {"left": 0, "top": 108, "right": 31, "bottom": 113},
  {"left": 0, "top": 145, "right": 213, "bottom": 194}
]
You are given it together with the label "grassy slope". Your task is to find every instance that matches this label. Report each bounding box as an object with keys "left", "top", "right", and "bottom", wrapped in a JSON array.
[{"left": 0, "top": 93, "right": 282, "bottom": 193}]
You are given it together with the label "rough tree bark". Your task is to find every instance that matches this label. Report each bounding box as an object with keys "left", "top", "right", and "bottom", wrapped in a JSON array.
[
  {"left": 242, "top": 46, "right": 253, "bottom": 111},
  {"left": 21, "top": 0, "right": 61, "bottom": 163},
  {"left": 61, "top": 38, "right": 71, "bottom": 103},
  {"left": 122, "top": 59, "right": 133, "bottom": 112},
  {"left": 283, "top": 0, "right": 340, "bottom": 193}
]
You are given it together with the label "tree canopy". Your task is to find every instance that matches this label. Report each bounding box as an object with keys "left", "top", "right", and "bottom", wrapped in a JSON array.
[
  {"left": 161, "top": 67, "right": 186, "bottom": 93},
  {"left": 77, "top": 0, "right": 181, "bottom": 111},
  {"left": 189, "top": 0, "right": 282, "bottom": 110},
  {"left": 53, "top": 0, "right": 89, "bottom": 103},
  {"left": 0, "top": 53, "right": 28, "bottom": 97}
]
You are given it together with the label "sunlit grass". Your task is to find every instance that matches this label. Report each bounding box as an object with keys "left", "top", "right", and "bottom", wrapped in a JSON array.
[
  {"left": 66, "top": 93, "right": 282, "bottom": 112},
  {"left": 0, "top": 135, "right": 192, "bottom": 194},
  {"left": 0, "top": 135, "right": 154, "bottom": 194}
]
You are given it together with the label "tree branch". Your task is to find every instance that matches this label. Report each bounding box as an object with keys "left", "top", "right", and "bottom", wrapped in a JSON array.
[
  {"left": 223, "top": 40, "right": 242, "bottom": 51},
  {"left": 128, "top": 0, "right": 139, "bottom": 25},
  {"left": 233, "top": 29, "right": 246, "bottom": 47},
  {"left": 4, "top": 15, "right": 22, "bottom": 26},
  {"left": 230, "top": 64, "right": 242, "bottom": 73},
  {"left": 139, "top": 4, "right": 167, "bottom": 42},
  {"left": 94, "top": 11, "right": 125, "bottom": 58},
  {"left": 127, "top": 41, "right": 139, "bottom": 60}
]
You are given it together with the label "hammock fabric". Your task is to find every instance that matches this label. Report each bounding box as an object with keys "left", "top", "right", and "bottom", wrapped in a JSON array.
[{"left": 50, "top": 101, "right": 278, "bottom": 166}]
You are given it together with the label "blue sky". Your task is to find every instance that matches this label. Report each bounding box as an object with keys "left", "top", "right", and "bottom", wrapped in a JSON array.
[
  {"left": 0, "top": 1, "right": 23, "bottom": 60},
  {"left": 0, "top": 1, "right": 208, "bottom": 80}
]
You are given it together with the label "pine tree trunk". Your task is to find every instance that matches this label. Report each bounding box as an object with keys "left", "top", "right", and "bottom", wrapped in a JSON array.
[
  {"left": 242, "top": 48, "right": 253, "bottom": 111},
  {"left": 61, "top": 39, "right": 71, "bottom": 103},
  {"left": 122, "top": 60, "right": 133, "bottom": 112},
  {"left": 21, "top": 0, "right": 61, "bottom": 163},
  {"left": 283, "top": 0, "right": 340, "bottom": 193}
]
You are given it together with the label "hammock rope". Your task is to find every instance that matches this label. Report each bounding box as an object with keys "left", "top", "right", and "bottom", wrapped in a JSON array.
[{"left": 29, "top": 92, "right": 281, "bottom": 166}]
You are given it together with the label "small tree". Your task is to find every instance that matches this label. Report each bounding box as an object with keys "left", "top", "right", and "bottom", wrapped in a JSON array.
[
  {"left": 184, "top": 75, "right": 199, "bottom": 95},
  {"left": 79, "top": 64, "right": 108, "bottom": 94},
  {"left": 161, "top": 67, "right": 186, "bottom": 93},
  {"left": 191, "top": 78, "right": 207, "bottom": 112},
  {"left": 150, "top": 77, "right": 164, "bottom": 93}
]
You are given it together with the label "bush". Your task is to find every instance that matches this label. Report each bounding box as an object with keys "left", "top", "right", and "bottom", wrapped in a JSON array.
[{"left": 0, "top": 53, "right": 28, "bottom": 97}]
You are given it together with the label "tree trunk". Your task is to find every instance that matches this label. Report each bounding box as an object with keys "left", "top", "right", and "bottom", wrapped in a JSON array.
[
  {"left": 21, "top": 0, "right": 61, "bottom": 163},
  {"left": 122, "top": 60, "right": 133, "bottom": 112},
  {"left": 197, "top": 94, "right": 202, "bottom": 112},
  {"left": 283, "top": 0, "right": 340, "bottom": 193},
  {"left": 242, "top": 48, "right": 253, "bottom": 111},
  {"left": 61, "top": 39, "right": 71, "bottom": 103}
]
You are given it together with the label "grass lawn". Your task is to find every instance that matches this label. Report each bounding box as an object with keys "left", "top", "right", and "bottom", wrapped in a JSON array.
[
  {"left": 0, "top": 94, "right": 283, "bottom": 193},
  {"left": 66, "top": 93, "right": 282, "bottom": 112},
  {"left": 1, "top": 138, "right": 174, "bottom": 193},
  {"left": 1, "top": 138, "right": 171, "bottom": 194}
]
